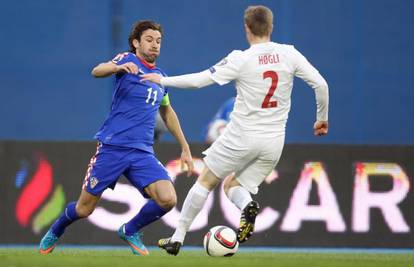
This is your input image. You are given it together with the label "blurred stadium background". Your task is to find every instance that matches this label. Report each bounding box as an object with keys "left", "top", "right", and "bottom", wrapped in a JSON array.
[{"left": 1, "top": 0, "right": 414, "bottom": 258}]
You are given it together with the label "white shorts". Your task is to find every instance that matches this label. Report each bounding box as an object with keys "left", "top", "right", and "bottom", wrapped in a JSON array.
[{"left": 203, "top": 128, "right": 285, "bottom": 194}]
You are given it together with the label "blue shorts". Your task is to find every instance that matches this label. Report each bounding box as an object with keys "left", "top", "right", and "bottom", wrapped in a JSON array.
[{"left": 82, "top": 143, "right": 171, "bottom": 197}]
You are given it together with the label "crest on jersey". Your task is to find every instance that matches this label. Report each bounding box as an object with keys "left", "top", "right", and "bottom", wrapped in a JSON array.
[{"left": 89, "top": 177, "right": 99, "bottom": 189}]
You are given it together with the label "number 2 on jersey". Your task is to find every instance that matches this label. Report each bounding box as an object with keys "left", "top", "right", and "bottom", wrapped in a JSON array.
[
  {"left": 146, "top": 87, "right": 158, "bottom": 106},
  {"left": 261, "top": 71, "right": 278, "bottom": 108}
]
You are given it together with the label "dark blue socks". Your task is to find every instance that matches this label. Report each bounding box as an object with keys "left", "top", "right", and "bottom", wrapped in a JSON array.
[
  {"left": 51, "top": 201, "right": 80, "bottom": 237},
  {"left": 124, "top": 200, "right": 167, "bottom": 235},
  {"left": 50, "top": 200, "right": 166, "bottom": 237}
]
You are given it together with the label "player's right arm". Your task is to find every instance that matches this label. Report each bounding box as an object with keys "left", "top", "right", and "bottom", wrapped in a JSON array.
[
  {"left": 91, "top": 53, "right": 138, "bottom": 78},
  {"left": 140, "top": 70, "right": 214, "bottom": 88},
  {"left": 140, "top": 50, "right": 243, "bottom": 88},
  {"left": 91, "top": 61, "right": 138, "bottom": 78}
]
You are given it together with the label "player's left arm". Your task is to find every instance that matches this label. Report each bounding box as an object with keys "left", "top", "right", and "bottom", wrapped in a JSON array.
[
  {"left": 291, "top": 47, "right": 329, "bottom": 136},
  {"left": 159, "top": 99, "right": 194, "bottom": 176}
]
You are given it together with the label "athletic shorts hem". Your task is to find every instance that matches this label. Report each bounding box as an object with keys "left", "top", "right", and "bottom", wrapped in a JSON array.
[{"left": 203, "top": 156, "right": 226, "bottom": 179}]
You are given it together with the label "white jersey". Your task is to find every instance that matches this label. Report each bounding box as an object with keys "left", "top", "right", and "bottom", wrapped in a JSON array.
[{"left": 208, "top": 42, "right": 328, "bottom": 138}]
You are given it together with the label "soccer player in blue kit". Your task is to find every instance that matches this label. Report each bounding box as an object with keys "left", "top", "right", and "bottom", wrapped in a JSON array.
[
  {"left": 203, "top": 97, "right": 235, "bottom": 144},
  {"left": 39, "top": 20, "right": 194, "bottom": 256}
]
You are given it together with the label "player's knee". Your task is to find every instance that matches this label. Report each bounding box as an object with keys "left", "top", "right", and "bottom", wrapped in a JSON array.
[
  {"left": 223, "top": 180, "right": 231, "bottom": 195},
  {"left": 157, "top": 194, "right": 177, "bottom": 211},
  {"left": 75, "top": 203, "right": 95, "bottom": 218},
  {"left": 223, "top": 174, "right": 238, "bottom": 195}
]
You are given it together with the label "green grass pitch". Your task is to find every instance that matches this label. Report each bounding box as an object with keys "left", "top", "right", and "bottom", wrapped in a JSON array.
[{"left": 1, "top": 248, "right": 414, "bottom": 267}]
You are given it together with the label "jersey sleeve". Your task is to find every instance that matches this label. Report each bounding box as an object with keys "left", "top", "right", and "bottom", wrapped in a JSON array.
[
  {"left": 111, "top": 52, "right": 134, "bottom": 79},
  {"left": 208, "top": 50, "right": 245, "bottom": 86},
  {"left": 289, "top": 46, "right": 327, "bottom": 90},
  {"left": 160, "top": 70, "right": 215, "bottom": 88},
  {"left": 290, "top": 46, "right": 329, "bottom": 121},
  {"left": 111, "top": 52, "right": 134, "bottom": 65}
]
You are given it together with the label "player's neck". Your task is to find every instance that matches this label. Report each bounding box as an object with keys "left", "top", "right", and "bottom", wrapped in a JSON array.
[{"left": 248, "top": 35, "right": 271, "bottom": 45}]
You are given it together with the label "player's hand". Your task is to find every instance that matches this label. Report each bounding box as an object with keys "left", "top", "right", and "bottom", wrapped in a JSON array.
[
  {"left": 116, "top": 62, "right": 139, "bottom": 74},
  {"left": 313, "top": 121, "right": 329, "bottom": 136},
  {"left": 140, "top": 73, "right": 162, "bottom": 84},
  {"left": 180, "top": 147, "right": 194, "bottom": 177}
]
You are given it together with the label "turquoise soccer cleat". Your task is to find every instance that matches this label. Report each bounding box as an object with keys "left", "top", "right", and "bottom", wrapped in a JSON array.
[
  {"left": 118, "top": 224, "right": 149, "bottom": 256},
  {"left": 39, "top": 230, "right": 59, "bottom": 255}
]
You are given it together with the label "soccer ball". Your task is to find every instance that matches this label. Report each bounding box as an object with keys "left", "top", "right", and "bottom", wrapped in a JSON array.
[{"left": 203, "top": 225, "right": 239, "bottom": 257}]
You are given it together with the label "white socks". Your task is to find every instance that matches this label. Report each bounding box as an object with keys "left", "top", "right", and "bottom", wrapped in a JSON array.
[
  {"left": 171, "top": 182, "right": 210, "bottom": 243},
  {"left": 227, "top": 186, "right": 252, "bottom": 210},
  {"left": 170, "top": 183, "right": 252, "bottom": 243}
]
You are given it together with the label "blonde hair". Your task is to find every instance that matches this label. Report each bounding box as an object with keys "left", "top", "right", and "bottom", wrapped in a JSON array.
[{"left": 244, "top": 5, "right": 273, "bottom": 37}]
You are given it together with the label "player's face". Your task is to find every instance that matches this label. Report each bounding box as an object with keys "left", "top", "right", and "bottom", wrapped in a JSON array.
[{"left": 135, "top": 29, "right": 162, "bottom": 64}]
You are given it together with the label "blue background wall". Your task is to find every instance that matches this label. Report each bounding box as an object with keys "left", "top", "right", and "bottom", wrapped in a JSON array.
[{"left": 1, "top": 0, "right": 413, "bottom": 144}]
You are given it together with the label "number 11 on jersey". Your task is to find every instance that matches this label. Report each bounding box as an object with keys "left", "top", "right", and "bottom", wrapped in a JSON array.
[
  {"left": 261, "top": 71, "right": 278, "bottom": 108},
  {"left": 146, "top": 87, "right": 158, "bottom": 106}
]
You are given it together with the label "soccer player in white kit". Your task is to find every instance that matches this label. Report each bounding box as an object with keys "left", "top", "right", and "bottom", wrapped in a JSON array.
[{"left": 141, "top": 5, "right": 329, "bottom": 255}]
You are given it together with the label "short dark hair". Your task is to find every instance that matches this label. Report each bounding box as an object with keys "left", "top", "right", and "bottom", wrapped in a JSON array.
[
  {"left": 244, "top": 6, "right": 273, "bottom": 37},
  {"left": 128, "top": 20, "right": 163, "bottom": 53}
]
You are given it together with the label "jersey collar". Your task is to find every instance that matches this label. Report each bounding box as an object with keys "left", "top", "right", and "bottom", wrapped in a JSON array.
[{"left": 135, "top": 54, "right": 156, "bottom": 69}]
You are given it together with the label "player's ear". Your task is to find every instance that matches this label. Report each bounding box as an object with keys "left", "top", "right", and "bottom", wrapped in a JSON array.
[
  {"left": 244, "top": 24, "right": 249, "bottom": 33},
  {"left": 244, "top": 24, "right": 252, "bottom": 42},
  {"left": 132, "top": 39, "right": 140, "bottom": 48}
]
